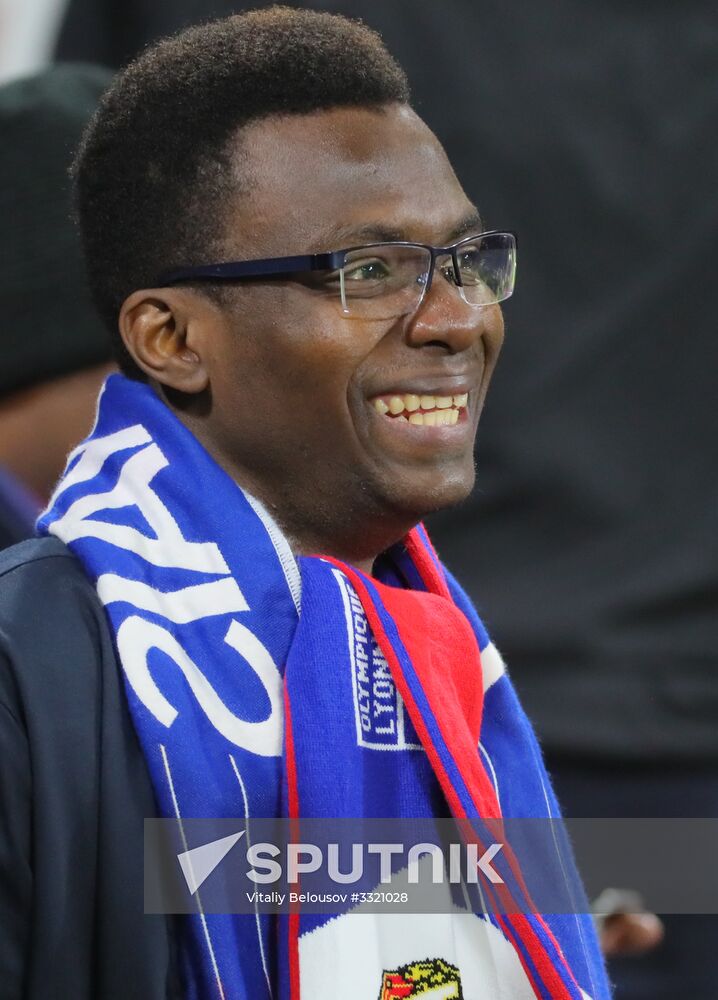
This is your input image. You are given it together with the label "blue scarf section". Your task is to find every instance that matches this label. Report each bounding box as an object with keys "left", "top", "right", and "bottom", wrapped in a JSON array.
[{"left": 39, "top": 374, "right": 610, "bottom": 1000}]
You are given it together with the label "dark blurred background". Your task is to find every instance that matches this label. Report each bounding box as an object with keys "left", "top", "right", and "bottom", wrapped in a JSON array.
[{"left": 2, "top": 2, "right": 717, "bottom": 997}]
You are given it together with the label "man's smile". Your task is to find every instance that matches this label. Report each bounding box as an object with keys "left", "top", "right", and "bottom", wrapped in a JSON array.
[
  {"left": 371, "top": 391, "right": 470, "bottom": 426},
  {"left": 363, "top": 372, "right": 481, "bottom": 456},
  {"left": 362, "top": 359, "right": 483, "bottom": 440}
]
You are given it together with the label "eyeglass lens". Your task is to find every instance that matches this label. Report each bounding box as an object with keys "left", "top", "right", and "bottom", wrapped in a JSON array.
[{"left": 338, "top": 232, "right": 516, "bottom": 318}]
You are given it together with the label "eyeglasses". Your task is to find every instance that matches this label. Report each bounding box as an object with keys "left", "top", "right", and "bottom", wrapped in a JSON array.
[{"left": 156, "top": 230, "right": 517, "bottom": 320}]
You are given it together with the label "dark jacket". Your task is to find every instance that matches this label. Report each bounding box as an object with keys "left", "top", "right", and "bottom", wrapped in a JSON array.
[{"left": 0, "top": 537, "right": 179, "bottom": 999}]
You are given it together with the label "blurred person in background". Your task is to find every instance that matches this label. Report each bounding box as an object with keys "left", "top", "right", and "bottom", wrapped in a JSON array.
[{"left": 0, "top": 64, "right": 115, "bottom": 548}]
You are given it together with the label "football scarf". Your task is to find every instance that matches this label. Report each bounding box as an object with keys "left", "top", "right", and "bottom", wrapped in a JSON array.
[{"left": 40, "top": 374, "right": 610, "bottom": 1000}]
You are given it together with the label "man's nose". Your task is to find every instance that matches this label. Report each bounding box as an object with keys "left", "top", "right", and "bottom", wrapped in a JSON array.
[{"left": 404, "top": 264, "right": 493, "bottom": 354}]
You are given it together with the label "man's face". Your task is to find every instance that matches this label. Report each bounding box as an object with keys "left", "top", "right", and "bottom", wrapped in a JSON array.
[{"left": 185, "top": 105, "right": 504, "bottom": 559}]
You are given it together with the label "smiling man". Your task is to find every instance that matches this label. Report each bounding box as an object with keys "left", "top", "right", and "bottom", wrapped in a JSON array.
[
  {"left": 119, "top": 103, "right": 506, "bottom": 573},
  {"left": 0, "top": 8, "right": 609, "bottom": 1000}
]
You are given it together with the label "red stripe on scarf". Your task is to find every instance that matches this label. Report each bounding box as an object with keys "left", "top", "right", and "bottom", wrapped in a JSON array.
[
  {"left": 496, "top": 913, "right": 583, "bottom": 1000},
  {"left": 324, "top": 555, "right": 581, "bottom": 1000},
  {"left": 404, "top": 526, "right": 452, "bottom": 600},
  {"left": 332, "top": 560, "right": 498, "bottom": 816}
]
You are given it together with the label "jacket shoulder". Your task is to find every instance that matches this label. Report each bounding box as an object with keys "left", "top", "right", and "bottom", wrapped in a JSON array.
[
  {"left": 0, "top": 536, "right": 99, "bottom": 618},
  {"left": 0, "top": 535, "right": 87, "bottom": 580},
  {"left": 0, "top": 536, "right": 108, "bottom": 711}
]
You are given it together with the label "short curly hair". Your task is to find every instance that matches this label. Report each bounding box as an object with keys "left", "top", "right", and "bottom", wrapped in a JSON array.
[{"left": 72, "top": 6, "right": 410, "bottom": 377}]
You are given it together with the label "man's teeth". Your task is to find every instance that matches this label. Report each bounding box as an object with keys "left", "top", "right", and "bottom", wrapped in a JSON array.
[
  {"left": 373, "top": 393, "right": 468, "bottom": 426},
  {"left": 408, "top": 409, "right": 458, "bottom": 426}
]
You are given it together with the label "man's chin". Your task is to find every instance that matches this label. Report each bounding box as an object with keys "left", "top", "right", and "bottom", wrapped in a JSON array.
[{"left": 379, "top": 466, "right": 476, "bottom": 522}]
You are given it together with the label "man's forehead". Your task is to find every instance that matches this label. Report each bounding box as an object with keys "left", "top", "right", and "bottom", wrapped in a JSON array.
[{"left": 223, "top": 105, "right": 478, "bottom": 255}]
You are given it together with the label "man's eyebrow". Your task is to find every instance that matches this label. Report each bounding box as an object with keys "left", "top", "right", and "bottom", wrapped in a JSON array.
[
  {"left": 319, "top": 222, "right": 412, "bottom": 246},
  {"left": 448, "top": 211, "right": 484, "bottom": 242},
  {"left": 318, "top": 210, "right": 484, "bottom": 250}
]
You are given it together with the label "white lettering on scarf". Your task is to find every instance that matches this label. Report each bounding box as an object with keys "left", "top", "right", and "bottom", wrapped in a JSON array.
[
  {"left": 49, "top": 427, "right": 283, "bottom": 757},
  {"left": 116, "top": 617, "right": 282, "bottom": 756},
  {"left": 52, "top": 440, "right": 227, "bottom": 572},
  {"left": 333, "top": 570, "right": 421, "bottom": 752}
]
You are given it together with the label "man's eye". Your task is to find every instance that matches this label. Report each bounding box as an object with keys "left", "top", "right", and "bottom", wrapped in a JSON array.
[
  {"left": 343, "top": 259, "right": 391, "bottom": 282},
  {"left": 457, "top": 250, "right": 482, "bottom": 278}
]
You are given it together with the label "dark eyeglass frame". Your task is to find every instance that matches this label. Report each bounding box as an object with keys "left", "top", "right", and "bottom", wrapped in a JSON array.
[{"left": 155, "top": 230, "right": 517, "bottom": 296}]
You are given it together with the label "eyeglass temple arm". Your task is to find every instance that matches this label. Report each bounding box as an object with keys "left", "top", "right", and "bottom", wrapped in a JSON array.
[{"left": 156, "top": 251, "right": 346, "bottom": 286}]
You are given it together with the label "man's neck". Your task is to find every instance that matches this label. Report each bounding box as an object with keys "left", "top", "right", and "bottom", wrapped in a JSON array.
[
  {"left": 168, "top": 395, "right": 416, "bottom": 578},
  {"left": 290, "top": 540, "right": 376, "bottom": 576}
]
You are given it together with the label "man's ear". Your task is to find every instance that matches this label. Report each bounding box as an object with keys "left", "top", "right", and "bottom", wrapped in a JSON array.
[{"left": 118, "top": 289, "right": 210, "bottom": 393}]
